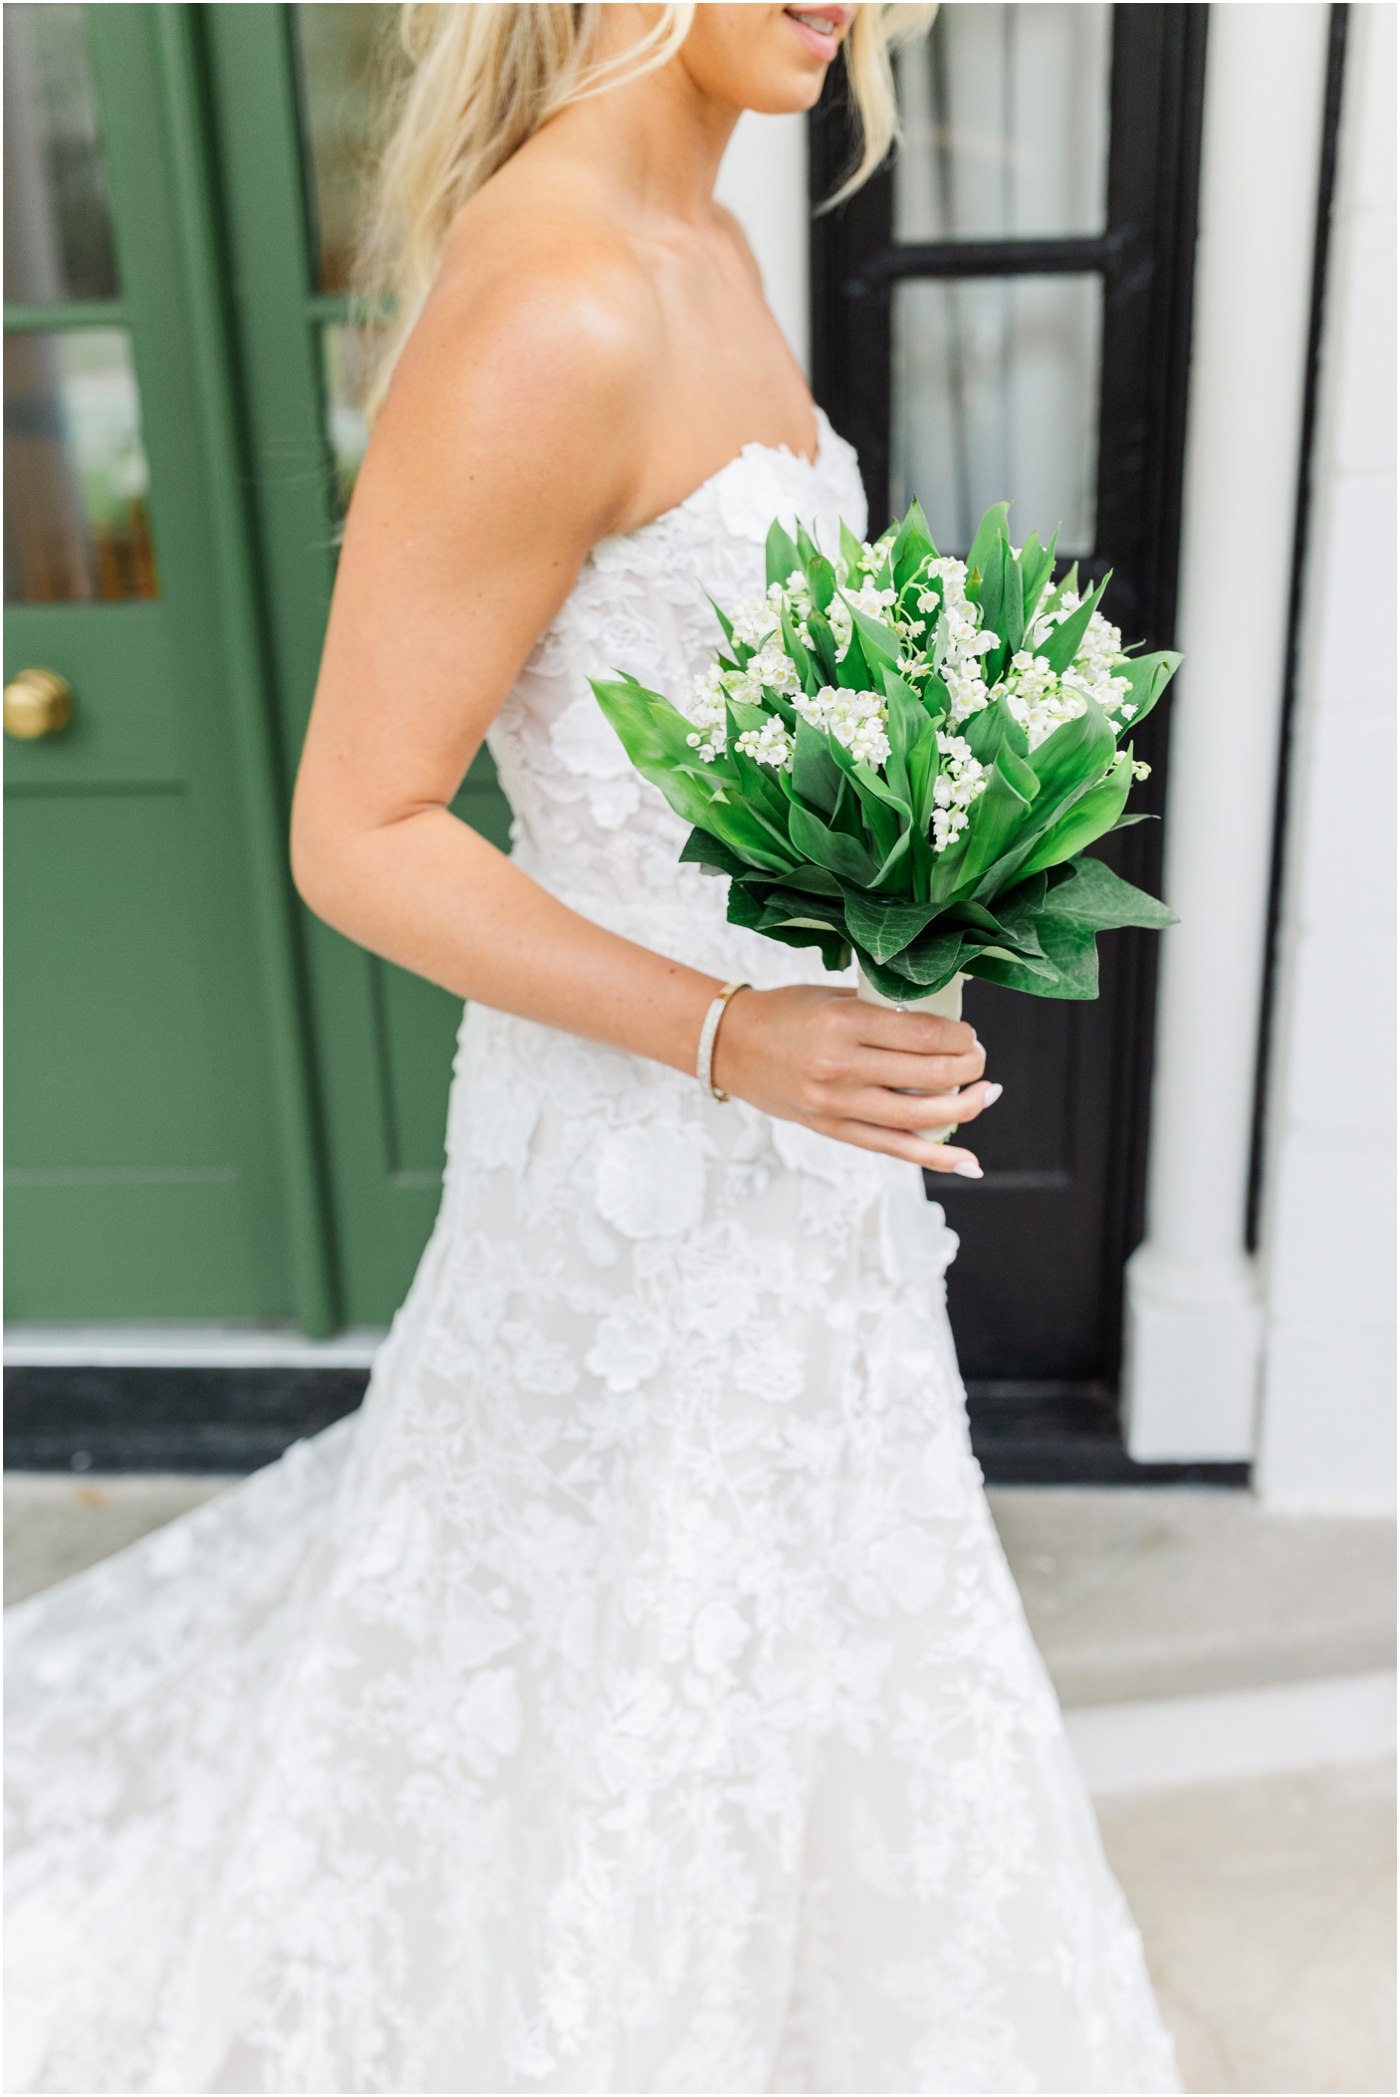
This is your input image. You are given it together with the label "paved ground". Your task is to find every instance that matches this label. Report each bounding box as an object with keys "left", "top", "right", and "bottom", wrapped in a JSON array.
[{"left": 5, "top": 1473, "right": 1396, "bottom": 2094}]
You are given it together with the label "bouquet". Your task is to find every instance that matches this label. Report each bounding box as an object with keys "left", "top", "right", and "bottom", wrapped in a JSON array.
[{"left": 592, "top": 501, "right": 1178, "bottom": 1009}]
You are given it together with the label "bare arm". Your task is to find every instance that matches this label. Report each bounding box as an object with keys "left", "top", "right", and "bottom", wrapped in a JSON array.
[{"left": 291, "top": 240, "right": 998, "bottom": 1173}]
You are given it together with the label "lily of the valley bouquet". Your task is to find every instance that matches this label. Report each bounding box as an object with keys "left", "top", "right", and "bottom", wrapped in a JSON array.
[{"left": 592, "top": 500, "right": 1178, "bottom": 1013}]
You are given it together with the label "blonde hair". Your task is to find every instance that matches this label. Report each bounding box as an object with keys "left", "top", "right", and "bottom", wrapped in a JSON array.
[{"left": 358, "top": 4, "right": 936, "bottom": 417}]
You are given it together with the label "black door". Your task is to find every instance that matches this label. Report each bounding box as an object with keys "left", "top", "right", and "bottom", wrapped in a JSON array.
[{"left": 812, "top": 5, "right": 1207, "bottom": 1398}]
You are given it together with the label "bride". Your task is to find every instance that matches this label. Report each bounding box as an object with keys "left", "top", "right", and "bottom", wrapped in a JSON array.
[{"left": 5, "top": 7, "right": 1180, "bottom": 2091}]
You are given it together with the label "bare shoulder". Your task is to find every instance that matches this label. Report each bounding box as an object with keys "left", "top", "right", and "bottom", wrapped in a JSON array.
[{"left": 369, "top": 167, "right": 665, "bottom": 544}]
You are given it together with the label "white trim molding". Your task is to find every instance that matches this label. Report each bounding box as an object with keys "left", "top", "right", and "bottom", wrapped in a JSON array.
[{"left": 1124, "top": 3, "right": 1332, "bottom": 1463}]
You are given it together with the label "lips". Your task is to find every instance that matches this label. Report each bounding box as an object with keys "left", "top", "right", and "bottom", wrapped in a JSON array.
[{"left": 783, "top": 7, "right": 851, "bottom": 63}]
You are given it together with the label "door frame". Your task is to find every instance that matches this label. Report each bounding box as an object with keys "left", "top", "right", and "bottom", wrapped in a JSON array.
[{"left": 809, "top": 4, "right": 1209, "bottom": 1398}]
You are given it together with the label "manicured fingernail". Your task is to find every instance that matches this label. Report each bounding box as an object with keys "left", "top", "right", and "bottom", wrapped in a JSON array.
[
  {"left": 983, "top": 1083, "right": 1003, "bottom": 1105},
  {"left": 954, "top": 1160, "right": 983, "bottom": 1178}
]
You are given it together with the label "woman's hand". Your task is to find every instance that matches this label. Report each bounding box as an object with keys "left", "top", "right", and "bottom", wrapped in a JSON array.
[{"left": 711, "top": 984, "right": 1001, "bottom": 1177}]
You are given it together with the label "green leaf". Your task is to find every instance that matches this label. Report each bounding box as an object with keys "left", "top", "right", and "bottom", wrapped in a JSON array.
[
  {"left": 590, "top": 676, "right": 733, "bottom": 832},
  {"left": 803, "top": 606, "right": 840, "bottom": 683},
  {"left": 843, "top": 597, "right": 902, "bottom": 669},
  {"left": 780, "top": 604, "right": 818, "bottom": 694},
  {"left": 884, "top": 922, "right": 969, "bottom": 990},
  {"left": 1041, "top": 853, "right": 1178, "bottom": 932},
  {"left": 996, "top": 741, "right": 1040, "bottom": 803},
  {"left": 806, "top": 552, "right": 837, "bottom": 614},
  {"left": 728, "top": 880, "right": 850, "bottom": 971},
  {"left": 705, "top": 594, "right": 737, "bottom": 651},
  {"left": 1018, "top": 529, "right": 1058, "bottom": 628},
  {"left": 791, "top": 715, "right": 842, "bottom": 816},
  {"left": 954, "top": 749, "right": 1036, "bottom": 888},
  {"left": 1036, "top": 571, "right": 1110, "bottom": 674},
  {"left": 766, "top": 520, "right": 802, "bottom": 591},
  {"left": 891, "top": 500, "right": 936, "bottom": 588},
  {"left": 1113, "top": 649, "right": 1181, "bottom": 733},
  {"left": 787, "top": 798, "right": 880, "bottom": 886},
  {"left": 1017, "top": 759, "right": 1133, "bottom": 875},
  {"left": 963, "top": 695, "right": 1030, "bottom": 767},
  {"left": 839, "top": 519, "right": 866, "bottom": 578},
  {"left": 679, "top": 827, "right": 750, "bottom": 878},
  {"left": 1000, "top": 538, "right": 1025, "bottom": 656},
  {"left": 1028, "top": 693, "right": 1118, "bottom": 800},
  {"left": 965, "top": 502, "right": 1011, "bottom": 596},
  {"left": 966, "top": 914, "right": 1100, "bottom": 999}
]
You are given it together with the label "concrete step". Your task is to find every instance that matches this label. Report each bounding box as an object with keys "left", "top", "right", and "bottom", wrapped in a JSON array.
[{"left": 987, "top": 1485, "right": 1395, "bottom": 1707}]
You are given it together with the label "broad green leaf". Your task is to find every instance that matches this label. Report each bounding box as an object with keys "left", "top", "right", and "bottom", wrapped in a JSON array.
[
  {"left": 679, "top": 827, "right": 750, "bottom": 878},
  {"left": 1113, "top": 649, "right": 1181, "bottom": 733},
  {"left": 590, "top": 676, "right": 733, "bottom": 831},
  {"left": 966, "top": 914, "right": 1100, "bottom": 999},
  {"left": 1036, "top": 571, "right": 1110, "bottom": 674},
  {"left": 841, "top": 890, "right": 944, "bottom": 963},
  {"left": 807, "top": 552, "right": 837, "bottom": 614},
  {"left": 1000, "top": 538, "right": 1025, "bottom": 657},
  {"left": 702, "top": 794, "right": 796, "bottom": 874},
  {"left": 953, "top": 755, "right": 1035, "bottom": 888},
  {"left": 803, "top": 606, "right": 840, "bottom": 683},
  {"left": 1040, "top": 853, "right": 1178, "bottom": 932},
  {"left": 780, "top": 604, "right": 819, "bottom": 694},
  {"left": 1018, "top": 759, "right": 1133, "bottom": 874},
  {"left": 766, "top": 519, "right": 801, "bottom": 591},
  {"left": 996, "top": 741, "right": 1040, "bottom": 803},
  {"left": 891, "top": 500, "right": 936, "bottom": 588},
  {"left": 729, "top": 880, "right": 850, "bottom": 971},
  {"left": 779, "top": 862, "right": 843, "bottom": 896},
  {"left": 791, "top": 715, "right": 842, "bottom": 816},
  {"left": 1018, "top": 529, "right": 1058, "bottom": 627},
  {"left": 963, "top": 695, "right": 1030, "bottom": 767},
  {"left": 835, "top": 630, "right": 874, "bottom": 690},
  {"left": 787, "top": 798, "right": 880, "bottom": 885},
  {"left": 839, "top": 519, "right": 866, "bottom": 578},
  {"left": 843, "top": 598, "right": 902, "bottom": 669},
  {"left": 884, "top": 923, "right": 969, "bottom": 990},
  {"left": 1028, "top": 693, "right": 1117, "bottom": 800},
  {"left": 965, "top": 502, "right": 1011, "bottom": 596}
]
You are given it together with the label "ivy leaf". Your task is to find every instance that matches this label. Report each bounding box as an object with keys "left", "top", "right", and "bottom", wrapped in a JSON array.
[{"left": 1040, "top": 853, "right": 1178, "bottom": 931}]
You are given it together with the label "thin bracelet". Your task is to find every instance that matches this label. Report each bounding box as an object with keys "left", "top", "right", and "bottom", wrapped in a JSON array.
[{"left": 696, "top": 981, "right": 750, "bottom": 1102}]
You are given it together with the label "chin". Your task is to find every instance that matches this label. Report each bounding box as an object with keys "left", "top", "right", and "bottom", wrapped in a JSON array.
[{"left": 684, "top": 4, "right": 854, "bottom": 118}]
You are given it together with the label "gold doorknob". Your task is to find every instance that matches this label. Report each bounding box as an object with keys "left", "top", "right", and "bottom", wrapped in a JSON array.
[{"left": 4, "top": 667, "right": 73, "bottom": 740}]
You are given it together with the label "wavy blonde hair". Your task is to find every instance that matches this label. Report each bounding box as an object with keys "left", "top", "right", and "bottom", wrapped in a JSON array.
[{"left": 357, "top": 4, "right": 936, "bottom": 416}]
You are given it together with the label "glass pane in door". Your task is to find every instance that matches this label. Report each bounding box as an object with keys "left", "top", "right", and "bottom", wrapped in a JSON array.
[
  {"left": 3, "top": 4, "right": 119, "bottom": 303},
  {"left": 4, "top": 329, "right": 158, "bottom": 602},
  {"left": 294, "top": 4, "right": 406, "bottom": 293},
  {"left": 895, "top": 3, "right": 1112, "bottom": 242},
  {"left": 892, "top": 274, "right": 1101, "bottom": 556}
]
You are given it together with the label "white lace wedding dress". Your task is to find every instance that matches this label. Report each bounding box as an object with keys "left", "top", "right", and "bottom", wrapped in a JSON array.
[{"left": 6, "top": 412, "right": 1179, "bottom": 2097}]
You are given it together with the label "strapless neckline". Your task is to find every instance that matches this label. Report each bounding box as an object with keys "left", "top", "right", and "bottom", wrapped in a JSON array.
[{"left": 618, "top": 404, "right": 840, "bottom": 546}]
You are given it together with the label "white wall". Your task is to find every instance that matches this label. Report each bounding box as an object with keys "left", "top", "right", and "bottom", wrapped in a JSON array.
[
  {"left": 1255, "top": 1, "right": 1398, "bottom": 1509},
  {"left": 715, "top": 110, "right": 810, "bottom": 374}
]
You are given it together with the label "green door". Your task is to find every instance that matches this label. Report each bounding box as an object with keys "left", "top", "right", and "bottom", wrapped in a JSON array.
[
  {"left": 205, "top": 4, "right": 512, "bottom": 1326},
  {"left": 6, "top": 4, "right": 514, "bottom": 1336},
  {"left": 4, "top": 5, "right": 334, "bottom": 1328}
]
